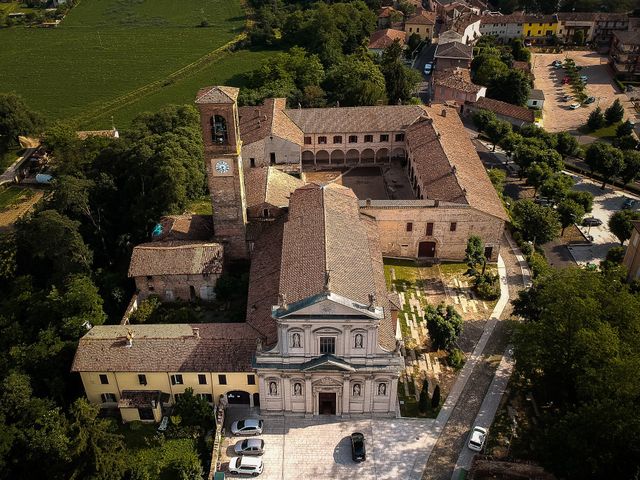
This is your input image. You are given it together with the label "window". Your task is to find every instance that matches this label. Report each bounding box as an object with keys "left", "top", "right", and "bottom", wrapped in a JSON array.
[
  {"left": 527, "top": 30, "right": 531, "bottom": 36},
  {"left": 416, "top": 28, "right": 420, "bottom": 33},
  {"left": 364, "top": 134, "right": 373, "bottom": 142},
  {"left": 380, "top": 134, "right": 389, "bottom": 142},
  {"left": 532, "top": 100, "right": 537, "bottom": 106},
  {"left": 198, "top": 393, "right": 213, "bottom": 403},
  {"left": 304, "top": 136, "right": 312, "bottom": 145},
  {"left": 395, "top": 133, "right": 405, "bottom": 142},
  {"left": 450, "top": 222, "right": 457, "bottom": 232},
  {"left": 250, "top": 158, "right": 256, "bottom": 167},
  {"left": 409, "top": 27, "right": 412, "bottom": 32},
  {"left": 218, "top": 374, "right": 227, "bottom": 385},
  {"left": 171, "top": 374, "right": 183, "bottom": 385},
  {"left": 528, "top": 22, "right": 533, "bottom": 26},
  {"left": 198, "top": 374, "right": 207, "bottom": 385},
  {"left": 138, "top": 374, "right": 147, "bottom": 386},
  {"left": 247, "top": 374, "right": 256, "bottom": 385},
  {"left": 270, "top": 152, "right": 276, "bottom": 165},
  {"left": 484, "top": 246, "right": 493, "bottom": 259},
  {"left": 101, "top": 393, "right": 117, "bottom": 403},
  {"left": 146, "top": 275, "right": 152, "bottom": 281},
  {"left": 426, "top": 222, "right": 434, "bottom": 236},
  {"left": 319, "top": 337, "right": 336, "bottom": 355},
  {"left": 537, "top": 30, "right": 541, "bottom": 35},
  {"left": 333, "top": 135, "right": 342, "bottom": 144},
  {"left": 349, "top": 135, "right": 358, "bottom": 143},
  {"left": 263, "top": 208, "right": 270, "bottom": 218},
  {"left": 138, "top": 407, "right": 154, "bottom": 420},
  {"left": 99, "top": 374, "right": 109, "bottom": 385},
  {"left": 210, "top": 115, "right": 228, "bottom": 145},
  {"left": 318, "top": 136, "right": 327, "bottom": 144},
  {"left": 406, "top": 222, "right": 413, "bottom": 232}
]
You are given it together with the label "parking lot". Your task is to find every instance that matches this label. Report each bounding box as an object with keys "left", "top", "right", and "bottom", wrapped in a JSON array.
[
  {"left": 221, "top": 406, "right": 434, "bottom": 480},
  {"left": 565, "top": 173, "right": 638, "bottom": 266},
  {"left": 532, "top": 51, "right": 639, "bottom": 133}
]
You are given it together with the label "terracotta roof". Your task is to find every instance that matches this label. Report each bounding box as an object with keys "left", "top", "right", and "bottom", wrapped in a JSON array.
[
  {"left": 451, "top": 12, "right": 481, "bottom": 33},
  {"left": 118, "top": 390, "right": 162, "bottom": 408},
  {"left": 244, "top": 166, "right": 304, "bottom": 209},
  {"left": 474, "top": 96, "right": 535, "bottom": 124},
  {"left": 512, "top": 60, "right": 531, "bottom": 72},
  {"left": 438, "top": 30, "right": 464, "bottom": 43},
  {"left": 195, "top": 86, "right": 239, "bottom": 104},
  {"left": 71, "top": 323, "right": 258, "bottom": 372},
  {"left": 368, "top": 28, "right": 407, "bottom": 49},
  {"left": 246, "top": 218, "right": 285, "bottom": 346},
  {"left": 406, "top": 9, "right": 436, "bottom": 25},
  {"left": 434, "top": 41, "right": 473, "bottom": 59},
  {"left": 378, "top": 6, "right": 401, "bottom": 18},
  {"left": 614, "top": 30, "right": 640, "bottom": 45},
  {"left": 480, "top": 12, "right": 527, "bottom": 25},
  {"left": 530, "top": 89, "right": 545, "bottom": 101},
  {"left": 433, "top": 68, "right": 482, "bottom": 94},
  {"left": 424, "top": 104, "right": 508, "bottom": 221},
  {"left": 238, "top": 98, "right": 304, "bottom": 146},
  {"left": 557, "top": 11, "right": 597, "bottom": 22},
  {"left": 594, "top": 13, "right": 628, "bottom": 22},
  {"left": 128, "top": 241, "right": 223, "bottom": 277},
  {"left": 283, "top": 105, "right": 425, "bottom": 134},
  {"left": 154, "top": 215, "right": 213, "bottom": 242}
]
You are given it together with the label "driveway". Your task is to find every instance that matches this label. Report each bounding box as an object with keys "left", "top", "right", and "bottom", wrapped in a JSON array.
[
  {"left": 531, "top": 51, "right": 639, "bottom": 133},
  {"left": 221, "top": 407, "right": 434, "bottom": 480}
]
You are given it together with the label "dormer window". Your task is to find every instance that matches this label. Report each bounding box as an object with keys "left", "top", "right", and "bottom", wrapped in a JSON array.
[{"left": 210, "top": 115, "right": 228, "bottom": 145}]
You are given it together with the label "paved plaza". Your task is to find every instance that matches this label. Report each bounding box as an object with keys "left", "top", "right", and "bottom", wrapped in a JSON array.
[{"left": 222, "top": 412, "right": 434, "bottom": 480}]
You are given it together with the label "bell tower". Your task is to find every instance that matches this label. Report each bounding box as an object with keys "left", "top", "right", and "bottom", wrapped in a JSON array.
[{"left": 195, "top": 86, "right": 248, "bottom": 259}]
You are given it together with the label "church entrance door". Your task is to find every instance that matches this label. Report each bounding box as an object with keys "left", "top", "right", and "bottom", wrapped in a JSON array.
[
  {"left": 318, "top": 392, "right": 336, "bottom": 415},
  {"left": 418, "top": 241, "right": 436, "bottom": 258}
]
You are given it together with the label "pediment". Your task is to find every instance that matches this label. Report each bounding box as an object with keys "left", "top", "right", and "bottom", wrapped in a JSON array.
[
  {"left": 312, "top": 376, "right": 344, "bottom": 386},
  {"left": 274, "top": 292, "right": 383, "bottom": 319},
  {"left": 302, "top": 355, "right": 356, "bottom": 372}
]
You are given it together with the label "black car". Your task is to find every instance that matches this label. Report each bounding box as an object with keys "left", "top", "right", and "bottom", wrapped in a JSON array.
[
  {"left": 350, "top": 432, "right": 366, "bottom": 462},
  {"left": 583, "top": 217, "right": 603, "bottom": 227}
]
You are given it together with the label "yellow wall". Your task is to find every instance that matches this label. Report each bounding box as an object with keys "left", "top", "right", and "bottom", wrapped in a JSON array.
[
  {"left": 404, "top": 22, "right": 433, "bottom": 40},
  {"left": 523, "top": 21, "right": 558, "bottom": 37},
  {"left": 120, "top": 405, "right": 162, "bottom": 423},
  {"left": 80, "top": 371, "right": 259, "bottom": 406}
]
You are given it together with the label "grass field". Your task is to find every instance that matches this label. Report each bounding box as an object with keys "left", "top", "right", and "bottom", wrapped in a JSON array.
[
  {"left": 0, "top": 0, "right": 246, "bottom": 126},
  {"left": 0, "top": 186, "right": 35, "bottom": 211}
]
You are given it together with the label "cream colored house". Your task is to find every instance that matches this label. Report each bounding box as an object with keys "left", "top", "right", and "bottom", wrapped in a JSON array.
[{"left": 404, "top": 9, "right": 436, "bottom": 40}]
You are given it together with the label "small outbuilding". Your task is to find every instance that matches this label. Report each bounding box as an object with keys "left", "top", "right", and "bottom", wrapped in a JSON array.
[{"left": 527, "top": 89, "right": 546, "bottom": 109}]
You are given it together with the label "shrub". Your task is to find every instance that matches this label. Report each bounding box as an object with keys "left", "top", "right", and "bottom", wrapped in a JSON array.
[
  {"left": 605, "top": 99, "right": 624, "bottom": 124},
  {"left": 128, "top": 296, "right": 160, "bottom": 324},
  {"left": 448, "top": 348, "right": 465, "bottom": 370},
  {"left": 528, "top": 251, "right": 551, "bottom": 279},
  {"left": 418, "top": 380, "right": 429, "bottom": 413},
  {"left": 129, "top": 420, "right": 143, "bottom": 431},
  {"left": 431, "top": 384, "right": 441, "bottom": 409},
  {"left": 475, "top": 273, "right": 501, "bottom": 300}
]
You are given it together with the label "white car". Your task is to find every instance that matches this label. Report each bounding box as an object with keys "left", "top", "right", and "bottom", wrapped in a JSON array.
[
  {"left": 231, "top": 418, "right": 264, "bottom": 436},
  {"left": 468, "top": 426, "right": 487, "bottom": 452},
  {"left": 569, "top": 103, "right": 581, "bottom": 110},
  {"left": 228, "top": 456, "right": 264, "bottom": 476},
  {"left": 423, "top": 62, "right": 433, "bottom": 75}
]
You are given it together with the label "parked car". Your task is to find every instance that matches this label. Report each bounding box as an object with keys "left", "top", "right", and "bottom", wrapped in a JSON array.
[
  {"left": 584, "top": 96, "right": 596, "bottom": 104},
  {"left": 351, "top": 432, "right": 366, "bottom": 462},
  {"left": 622, "top": 197, "right": 638, "bottom": 210},
  {"left": 561, "top": 94, "right": 572, "bottom": 102},
  {"left": 234, "top": 438, "right": 265, "bottom": 456},
  {"left": 562, "top": 76, "right": 570, "bottom": 84},
  {"left": 231, "top": 419, "right": 264, "bottom": 436},
  {"left": 468, "top": 426, "right": 487, "bottom": 452},
  {"left": 582, "top": 217, "right": 603, "bottom": 227},
  {"left": 423, "top": 62, "right": 433, "bottom": 75},
  {"left": 228, "top": 456, "right": 264, "bottom": 476},
  {"left": 580, "top": 75, "right": 588, "bottom": 82},
  {"left": 569, "top": 103, "right": 581, "bottom": 110}
]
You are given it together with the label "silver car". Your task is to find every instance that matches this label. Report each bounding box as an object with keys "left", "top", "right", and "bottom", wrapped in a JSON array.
[
  {"left": 231, "top": 418, "right": 264, "bottom": 436},
  {"left": 234, "top": 438, "right": 265, "bottom": 456}
]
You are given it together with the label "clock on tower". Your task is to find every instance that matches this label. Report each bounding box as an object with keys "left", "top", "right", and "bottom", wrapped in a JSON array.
[{"left": 195, "top": 86, "right": 248, "bottom": 259}]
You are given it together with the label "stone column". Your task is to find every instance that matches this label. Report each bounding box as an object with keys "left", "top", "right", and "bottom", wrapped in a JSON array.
[
  {"left": 366, "top": 326, "right": 377, "bottom": 356},
  {"left": 389, "top": 377, "right": 399, "bottom": 415},
  {"left": 258, "top": 375, "right": 267, "bottom": 411},
  {"left": 364, "top": 375, "right": 373, "bottom": 414},
  {"left": 283, "top": 375, "right": 291, "bottom": 412},
  {"left": 278, "top": 324, "right": 287, "bottom": 355},
  {"left": 342, "top": 375, "right": 350, "bottom": 417},
  {"left": 305, "top": 374, "right": 313, "bottom": 416},
  {"left": 343, "top": 325, "right": 351, "bottom": 357},
  {"left": 303, "top": 324, "right": 312, "bottom": 357}
]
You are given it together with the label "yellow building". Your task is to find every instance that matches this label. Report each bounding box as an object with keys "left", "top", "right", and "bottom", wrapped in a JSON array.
[
  {"left": 71, "top": 324, "right": 260, "bottom": 422},
  {"left": 522, "top": 14, "right": 558, "bottom": 44}
]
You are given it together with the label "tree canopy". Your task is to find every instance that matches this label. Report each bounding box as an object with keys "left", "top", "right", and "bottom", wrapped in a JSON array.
[
  {"left": 608, "top": 210, "right": 640, "bottom": 245},
  {"left": 0, "top": 93, "right": 45, "bottom": 147},
  {"left": 511, "top": 199, "right": 561, "bottom": 244}
]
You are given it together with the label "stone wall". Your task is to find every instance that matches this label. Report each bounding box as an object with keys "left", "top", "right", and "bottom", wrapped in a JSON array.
[
  {"left": 241, "top": 136, "right": 301, "bottom": 170},
  {"left": 135, "top": 273, "right": 220, "bottom": 302}
]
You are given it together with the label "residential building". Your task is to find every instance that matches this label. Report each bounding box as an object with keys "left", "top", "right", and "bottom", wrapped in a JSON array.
[
  {"left": 377, "top": 6, "right": 402, "bottom": 29},
  {"left": 446, "top": 12, "right": 482, "bottom": 44},
  {"left": 623, "top": 221, "right": 640, "bottom": 281},
  {"left": 527, "top": 89, "right": 545, "bottom": 109},
  {"left": 556, "top": 12, "right": 596, "bottom": 43},
  {"left": 368, "top": 28, "right": 407, "bottom": 55},
  {"left": 431, "top": 67, "right": 486, "bottom": 103},
  {"left": 594, "top": 13, "right": 629, "bottom": 49},
  {"left": 522, "top": 14, "right": 558, "bottom": 45},
  {"left": 404, "top": 8, "right": 436, "bottom": 40},
  {"left": 610, "top": 30, "right": 640, "bottom": 80},
  {"left": 434, "top": 40, "right": 474, "bottom": 69},
  {"left": 479, "top": 13, "right": 524, "bottom": 42},
  {"left": 463, "top": 96, "right": 535, "bottom": 127}
]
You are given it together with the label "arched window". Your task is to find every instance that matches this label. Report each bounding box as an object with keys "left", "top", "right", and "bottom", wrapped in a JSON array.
[{"left": 210, "top": 115, "right": 228, "bottom": 145}]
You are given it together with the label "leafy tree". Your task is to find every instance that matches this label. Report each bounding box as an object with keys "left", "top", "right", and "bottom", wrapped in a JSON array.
[
  {"left": 539, "top": 172, "right": 574, "bottom": 202},
  {"left": 173, "top": 388, "right": 214, "bottom": 430},
  {"left": 425, "top": 303, "right": 463, "bottom": 351},
  {"left": 431, "top": 384, "right": 441, "bottom": 409},
  {"left": 473, "top": 55, "right": 509, "bottom": 86},
  {"left": 485, "top": 120, "right": 512, "bottom": 151},
  {"left": 511, "top": 199, "right": 561, "bottom": 244},
  {"left": 520, "top": 124, "right": 558, "bottom": 149},
  {"left": 499, "top": 132, "right": 523, "bottom": 158},
  {"left": 418, "top": 380, "right": 429, "bottom": 414},
  {"left": 573, "top": 29, "right": 585, "bottom": 45},
  {"left": 396, "top": 0, "right": 416, "bottom": 16},
  {"left": 567, "top": 190, "right": 594, "bottom": 213},
  {"left": 621, "top": 150, "right": 640, "bottom": 186},
  {"left": 0, "top": 232, "right": 16, "bottom": 284},
  {"left": 613, "top": 134, "right": 638, "bottom": 151},
  {"left": 605, "top": 245, "right": 626, "bottom": 264},
  {"left": 586, "top": 106, "right": 606, "bottom": 131},
  {"left": 472, "top": 109, "right": 496, "bottom": 132},
  {"left": 556, "top": 199, "right": 585, "bottom": 235},
  {"left": 555, "top": 131, "right": 580, "bottom": 158},
  {"left": 526, "top": 162, "right": 554, "bottom": 196},
  {"left": 488, "top": 69, "right": 531, "bottom": 106},
  {"left": 487, "top": 168, "right": 506, "bottom": 194},
  {"left": 464, "top": 235, "right": 486, "bottom": 276},
  {"left": 608, "top": 210, "right": 640, "bottom": 244},
  {"left": 324, "top": 54, "right": 387, "bottom": 106},
  {"left": 380, "top": 40, "right": 422, "bottom": 104},
  {"left": 616, "top": 119, "right": 634, "bottom": 137},
  {"left": 511, "top": 38, "right": 531, "bottom": 62},
  {"left": 585, "top": 143, "right": 625, "bottom": 189},
  {"left": 0, "top": 93, "right": 44, "bottom": 146},
  {"left": 605, "top": 98, "right": 624, "bottom": 125},
  {"left": 406, "top": 33, "right": 422, "bottom": 58}
]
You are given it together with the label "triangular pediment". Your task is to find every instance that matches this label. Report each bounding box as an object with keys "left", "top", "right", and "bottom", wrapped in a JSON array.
[
  {"left": 195, "top": 86, "right": 239, "bottom": 104},
  {"left": 273, "top": 292, "right": 383, "bottom": 319},
  {"left": 302, "top": 355, "right": 356, "bottom": 372}
]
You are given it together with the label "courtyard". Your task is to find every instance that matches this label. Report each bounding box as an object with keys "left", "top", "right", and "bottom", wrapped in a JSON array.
[
  {"left": 221, "top": 406, "right": 434, "bottom": 480},
  {"left": 531, "top": 51, "right": 639, "bottom": 133}
]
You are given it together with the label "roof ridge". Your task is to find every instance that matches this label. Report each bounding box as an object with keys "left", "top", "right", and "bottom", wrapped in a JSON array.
[{"left": 321, "top": 185, "right": 328, "bottom": 289}]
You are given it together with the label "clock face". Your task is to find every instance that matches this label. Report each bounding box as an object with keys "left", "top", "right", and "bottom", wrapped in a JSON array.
[{"left": 215, "top": 160, "right": 230, "bottom": 174}]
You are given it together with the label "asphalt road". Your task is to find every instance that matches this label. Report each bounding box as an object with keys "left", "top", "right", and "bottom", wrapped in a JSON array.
[{"left": 414, "top": 43, "right": 437, "bottom": 103}]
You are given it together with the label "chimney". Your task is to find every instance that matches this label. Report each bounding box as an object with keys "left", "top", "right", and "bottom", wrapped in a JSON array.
[
  {"left": 441, "top": 108, "right": 447, "bottom": 117},
  {"left": 126, "top": 329, "right": 134, "bottom": 348},
  {"left": 365, "top": 198, "right": 372, "bottom": 207},
  {"left": 192, "top": 327, "right": 200, "bottom": 339},
  {"left": 278, "top": 293, "right": 288, "bottom": 310}
]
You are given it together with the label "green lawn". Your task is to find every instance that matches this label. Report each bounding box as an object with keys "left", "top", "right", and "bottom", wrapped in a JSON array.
[
  {"left": 187, "top": 195, "right": 213, "bottom": 215},
  {"left": 0, "top": 0, "right": 245, "bottom": 125},
  {"left": 0, "top": 147, "right": 22, "bottom": 172},
  {"left": 0, "top": 186, "right": 34, "bottom": 211},
  {"left": 580, "top": 121, "right": 621, "bottom": 139}
]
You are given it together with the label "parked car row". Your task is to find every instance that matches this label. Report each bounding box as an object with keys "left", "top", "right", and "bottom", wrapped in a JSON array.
[{"left": 229, "top": 419, "right": 265, "bottom": 476}]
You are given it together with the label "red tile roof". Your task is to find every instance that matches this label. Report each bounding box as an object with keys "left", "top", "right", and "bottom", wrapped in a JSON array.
[
  {"left": 474, "top": 96, "right": 535, "bottom": 124},
  {"left": 128, "top": 241, "right": 223, "bottom": 277},
  {"left": 368, "top": 28, "right": 407, "bottom": 50},
  {"left": 244, "top": 166, "right": 304, "bottom": 209}
]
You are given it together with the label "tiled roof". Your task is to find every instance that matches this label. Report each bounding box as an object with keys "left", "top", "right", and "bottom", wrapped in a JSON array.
[
  {"left": 529, "top": 89, "right": 545, "bottom": 101},
  {"left": 614, "top": 30, "right": 640, "bottom": 45},
  {"left": 512, "top": 60, "right": 531, "bottom": 72},
  {"left": 238, "top": 98, "right": 304, "bottom": 146},
  {"left": 378, "top": 6, "right": 400, "bottom": 18},
  {"left": 71, "top": 323, "right": 258, "bottom": 372},
  {"left": 283, "top": 105, "right": 425, "bottom": 134},
  {"left": 195, "top": 86, "right": 239, "bottom": 104},
  {"left": 451, "top": 12, "right": 481, "bottom": 32},
  {"left": 244, "top": 166, "right": 304, "bottom": 209},
  {"left": 434, "top": 41, "right": 473, "bottom": 59},
  {"left": 406, "top": 9, "right": 436, "bottom": 25},
  {"left": 128, "top": 242, "right": 223, "bottom": 277},
  {"left": 245, "top": 218, "right": 285, "bottom": 345},
  {"left": 557, "top": 11, "right": 597, "bottom": 22},
  {"left": 474, "top": 96, "right": 535, "bottom": 123},
  {"left": 438, "top": 29, "right": 464, "bottom": 43},
  {"left": 368, "top": 28, "right": 407, "bottom": 49},
  {"left": 433, "top": 68, "right": 482, "bottom": 93},
  {"left": 154, "top": 215, "right": 213, "bottom": 242},
  {"left": 594, "top": 12, "right": 628, "bottom": 22},
  {"left": 424, "top": 104, "right": 508, "bottom": 221}
]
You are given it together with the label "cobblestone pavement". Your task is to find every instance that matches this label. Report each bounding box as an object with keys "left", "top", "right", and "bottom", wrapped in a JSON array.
[
  {"left": 420, "top": 233, "right": 525, "bottom": 480},
  {"left": 222, "top": 415, "right": 434, "bottom": 480}
]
